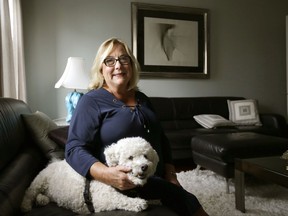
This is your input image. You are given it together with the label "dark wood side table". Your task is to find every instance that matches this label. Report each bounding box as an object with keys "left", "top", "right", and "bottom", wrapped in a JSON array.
[{"left": 234, "top": 156, "right": 288, "bottom": 213}]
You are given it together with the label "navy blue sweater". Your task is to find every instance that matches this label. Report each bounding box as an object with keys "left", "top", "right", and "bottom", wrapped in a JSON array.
[{"left": 65, "top": 88, "right": 173, "bottom": 177}]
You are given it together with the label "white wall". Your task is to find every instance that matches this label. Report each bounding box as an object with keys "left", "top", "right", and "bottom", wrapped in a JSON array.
[{"left": 22, "top": 0, "right": 288, "bottom": 120}]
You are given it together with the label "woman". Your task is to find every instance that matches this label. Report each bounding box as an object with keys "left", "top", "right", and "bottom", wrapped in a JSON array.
[{"left": 65, "top": 38, "right": 208, "bottom": 216}]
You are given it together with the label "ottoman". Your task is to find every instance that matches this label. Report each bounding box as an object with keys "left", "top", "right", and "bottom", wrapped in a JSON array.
[{"left": 191, "top": 132, "right": 288, "bottom": 191}]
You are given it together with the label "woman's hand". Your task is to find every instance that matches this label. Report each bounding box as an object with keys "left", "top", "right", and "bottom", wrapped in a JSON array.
[
  {"left": 105, "top": 165, "right": 136, "bottom": 190},
  {"left": 89, "top": 162, "right": 136, "bottom": 190}
]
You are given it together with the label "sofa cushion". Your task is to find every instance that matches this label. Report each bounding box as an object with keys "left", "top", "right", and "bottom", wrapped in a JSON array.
[
  {"left": 149, "top": 97, "right": 175, "bottom": 121},
  {"left": 193, "top": 114, "right": 235, "bottom": 129},
  {"left": 22, "top": 111, "right": 64, "bottom": 160},
  {"left": 228, "top": 99, "right": 262, "bottom": 126},
  {"left": 149, "top": 97, "right": 177, "bottom": 130},
  {"left": 48, "top": 126, "right": 69, "bottom": 148}
]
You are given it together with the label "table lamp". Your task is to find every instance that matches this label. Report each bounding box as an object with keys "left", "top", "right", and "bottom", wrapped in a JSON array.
[{"left": 55, "top": 57, "right": 90, "bottom": 123}]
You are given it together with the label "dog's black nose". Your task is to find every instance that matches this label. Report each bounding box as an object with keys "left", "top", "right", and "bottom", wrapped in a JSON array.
[{"left": 141, "top": 165, "right": 148, "bottom": 172}]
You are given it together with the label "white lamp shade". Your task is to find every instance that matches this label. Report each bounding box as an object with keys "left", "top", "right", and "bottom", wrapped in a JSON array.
[{"left": 55, "top": 57, "right": 90, "bottom": 89}]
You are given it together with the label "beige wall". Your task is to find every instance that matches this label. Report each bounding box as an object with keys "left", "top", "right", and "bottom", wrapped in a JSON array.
[{"left": 22, "top": 0, "right": 288, "bottom": 120}]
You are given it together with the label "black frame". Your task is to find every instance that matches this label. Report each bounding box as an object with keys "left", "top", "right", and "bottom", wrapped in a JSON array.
[{"left": 131, "top": 3, "right": 209, "bottom": 78}]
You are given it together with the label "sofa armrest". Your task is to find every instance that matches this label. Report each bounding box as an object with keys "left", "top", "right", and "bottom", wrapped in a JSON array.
[
  {"left": 260, "top": 113, "right": 287, "bottom": 134},
  {"left": 0, "top": 147, "right": 46, "bottom": 216}
]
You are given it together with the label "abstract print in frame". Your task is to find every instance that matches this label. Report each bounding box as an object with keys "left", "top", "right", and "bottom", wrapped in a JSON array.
[{"left": 131, "top": 3, "right": 209, "bottom": 78}]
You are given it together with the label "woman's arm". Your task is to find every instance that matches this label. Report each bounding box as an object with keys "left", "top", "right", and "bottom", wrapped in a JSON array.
[{"left": 65, "top": 95, "right": 101, "bottom": 176}]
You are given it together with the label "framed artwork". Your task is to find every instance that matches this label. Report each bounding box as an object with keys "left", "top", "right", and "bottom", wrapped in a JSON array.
[{"left": 131, "top": 3, "right": 209, "bottom": 78}]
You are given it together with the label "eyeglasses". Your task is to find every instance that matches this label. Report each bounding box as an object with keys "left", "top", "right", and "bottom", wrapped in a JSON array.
[{"left": 103, "top": 55, "right": 131, "bottom": 67}]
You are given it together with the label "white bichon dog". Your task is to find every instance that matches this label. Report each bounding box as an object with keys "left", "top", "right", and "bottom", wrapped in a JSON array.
[{"left": 21, "top": 137, "right": 159, "bottom": 214}]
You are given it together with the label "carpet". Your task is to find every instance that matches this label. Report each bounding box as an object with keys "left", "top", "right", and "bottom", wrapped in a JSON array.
[{"left": 177, "top": 169, "right": 288, "bottom": 216}]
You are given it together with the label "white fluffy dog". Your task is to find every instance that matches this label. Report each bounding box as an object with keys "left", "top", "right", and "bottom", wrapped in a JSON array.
[{"left": 21, "top": 137, "right": 159, "bottom": 214}]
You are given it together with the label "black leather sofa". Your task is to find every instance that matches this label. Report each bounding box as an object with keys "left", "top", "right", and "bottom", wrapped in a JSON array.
[
  {"left": 149, "top": 96, "right": 287, "bottom": 161},
  {"left": 149, "top": 97, "right": 288, "bottom": 189},
  {"left": 0, "top": 98, "right": 177, "bottom": 216}
]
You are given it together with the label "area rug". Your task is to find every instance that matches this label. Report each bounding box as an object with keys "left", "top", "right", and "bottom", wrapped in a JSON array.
[{"left": 177, "top": 169, "right": 288, "bottom": 216}]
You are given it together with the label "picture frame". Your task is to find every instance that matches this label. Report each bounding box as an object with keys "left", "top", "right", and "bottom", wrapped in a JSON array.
[{"left": 131, "top": 3, "right": 209, "bottom": 78}]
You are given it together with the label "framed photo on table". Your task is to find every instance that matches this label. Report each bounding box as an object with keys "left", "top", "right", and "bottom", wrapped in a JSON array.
[{"left": 131, "top": 3, "right": 209, "bottom": 78}]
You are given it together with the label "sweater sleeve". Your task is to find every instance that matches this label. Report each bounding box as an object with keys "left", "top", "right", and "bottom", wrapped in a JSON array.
[{"left": 65, "top": 95, "right": 100, "bottom": 177}]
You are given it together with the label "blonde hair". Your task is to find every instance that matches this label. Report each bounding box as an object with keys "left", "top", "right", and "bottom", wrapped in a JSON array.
[{"left": 89, "top": 38, "right": 140, "bottom": 91}]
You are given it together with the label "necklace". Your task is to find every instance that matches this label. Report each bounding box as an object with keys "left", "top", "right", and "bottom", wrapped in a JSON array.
[{"left": 105, "top": 87, "right": 136, "bottom": 106}]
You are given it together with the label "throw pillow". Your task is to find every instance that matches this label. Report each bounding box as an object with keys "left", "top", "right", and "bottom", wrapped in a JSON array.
[
  {"left": 48, "top": 126, "right": 69, "bottom": 148},
  {"left": 227, "top": 99, "right": 262, "bottom": 126},
  {"left": 193, "top": 114, "right": 235, "bottom": 129},
  {"left": 22, "top": 111, "right": 64, "bottom": 160}
]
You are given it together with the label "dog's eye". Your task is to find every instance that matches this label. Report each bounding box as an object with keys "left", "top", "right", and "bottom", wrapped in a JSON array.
[
  {"left": 128, "top": 156, "right": 133, "bottom": 160},
  {"left": 144, "top": 155, "right": 147, "bottom": 159}
]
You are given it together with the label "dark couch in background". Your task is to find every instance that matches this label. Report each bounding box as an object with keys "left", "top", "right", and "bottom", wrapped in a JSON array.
[
  {"left": 50, "top": 96, "right": 287, "bottom": 161},
  {"left": 50, "top": 96, "right": 288, "bottom": 179},
  {"left": 50, "top": 96, "right": 287, "bottom": 167},
  {"left": 149, "top": 97, "right": 288, "bottom": 185},
  {"left": 149, "top": 96, "right": 287, "bottom": 161}
]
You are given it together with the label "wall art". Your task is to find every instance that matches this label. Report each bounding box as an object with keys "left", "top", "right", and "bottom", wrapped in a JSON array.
[{"left": 131, "top": 3, "right": 209, "bottom": 78}]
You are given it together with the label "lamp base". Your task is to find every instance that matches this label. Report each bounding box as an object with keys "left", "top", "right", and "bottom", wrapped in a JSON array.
[{"left": 65, "top": 91, "right": 83, "bottom": 122}]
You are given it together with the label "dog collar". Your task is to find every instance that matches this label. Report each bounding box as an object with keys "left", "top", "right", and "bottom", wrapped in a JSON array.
[{"left": 83, "top": 179, "right": 95, "bottom": 213}]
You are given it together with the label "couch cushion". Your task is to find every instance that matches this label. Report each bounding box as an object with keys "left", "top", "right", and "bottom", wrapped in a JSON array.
[
  {"left": 48, "top": 126, "right": 69, "bottom": 148},
  {"left": 228, "top": 99, "right": 262, "bottom": 126},
  {"left": 22, "top": 111, "right": 64, "bottom": 160},
  {"left": 149, "top": 98, "right": 174, "bottom": 121},
  {"left": 149, "top": 97, "right": 177, "bottom": 130},
  {"left": 193, "top": 114, "right": 235, "bottom": 129}
]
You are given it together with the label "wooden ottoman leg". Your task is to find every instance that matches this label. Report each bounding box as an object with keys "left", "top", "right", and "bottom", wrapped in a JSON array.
[{"left": 235, "top": 169, "right": 245, "bottom": 213}]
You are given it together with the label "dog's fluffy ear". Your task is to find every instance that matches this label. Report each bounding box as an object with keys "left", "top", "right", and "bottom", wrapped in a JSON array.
[
  {"left": 152, "top": 149, "right": 159, "bottom": 166},
  {"left": 150, "top": 148, "right": 159, "bottom": 175},
  {"left": 104, "top": 143, "right": 119, "bottom": 167}
]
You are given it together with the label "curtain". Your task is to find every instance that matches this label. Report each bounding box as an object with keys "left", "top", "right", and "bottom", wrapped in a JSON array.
[{"left": 0, "top": 0, "right": 26, "bottom": 101}]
